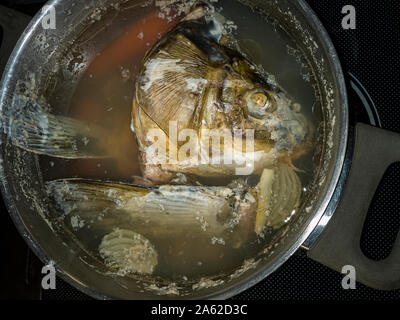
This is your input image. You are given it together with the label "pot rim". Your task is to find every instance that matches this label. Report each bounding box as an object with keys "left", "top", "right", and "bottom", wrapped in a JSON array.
[{"left": 0, "top": 0, "right": 348, "bottom": 300}]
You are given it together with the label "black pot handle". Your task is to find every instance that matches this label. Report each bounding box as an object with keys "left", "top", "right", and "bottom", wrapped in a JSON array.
[
  {"left": 308, "top": 123, "right": 400, "bottom": 290},
  {"left": 0, "top": 5, "right": 32, "bottom": 75}
]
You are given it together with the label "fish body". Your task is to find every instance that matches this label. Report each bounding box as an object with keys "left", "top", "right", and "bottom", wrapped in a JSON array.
[
  {"left": 46, "top": 162, "right": 300, "bottom": 250},
  {"left": 46, "top": 178, "right": 258, "bottom": 248}
]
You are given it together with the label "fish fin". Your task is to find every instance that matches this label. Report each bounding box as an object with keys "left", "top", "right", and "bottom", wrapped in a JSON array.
[
  {"left": 99, "top": 229, "right": 158, "bottom": 275},
  {"left": 4, "top": 95, "right": 109, "bottom": 158},
  {"left": 46, "top": 179, "right": 236, "bottom": 239},
  {"left": 255, "top": 163, "right": 302, "bottom": 234},
  {"left": 46, "top": 178, "right": 148, "bottom": 212},
  {"left": 46, "top": 179, "right": 150, "bottom": 235}
]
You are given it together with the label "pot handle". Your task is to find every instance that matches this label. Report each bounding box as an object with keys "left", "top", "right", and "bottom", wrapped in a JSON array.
[
  {"left": 308, "top": 123, "right": 400, "bottom": 290},
  {"left": 0, "top": 5, "right": 32, "bottom": 74}
]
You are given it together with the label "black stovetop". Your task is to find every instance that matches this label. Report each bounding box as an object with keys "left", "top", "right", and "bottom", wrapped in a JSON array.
[{"left": 0, "top": 0, "right": 399, "bottom": 301}]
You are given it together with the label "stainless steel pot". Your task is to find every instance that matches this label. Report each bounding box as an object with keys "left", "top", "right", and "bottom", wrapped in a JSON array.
[{"left": 0, "top": 0, "right": 399, "bottom": 299}]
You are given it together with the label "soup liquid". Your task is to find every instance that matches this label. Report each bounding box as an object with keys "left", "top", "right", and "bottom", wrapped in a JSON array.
[{"left": 41, "top": 0, "right": 318, "bottom": 281}]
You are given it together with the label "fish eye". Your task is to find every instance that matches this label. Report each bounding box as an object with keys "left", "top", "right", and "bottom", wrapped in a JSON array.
[
  {"left": 245, "top": 90, "right": 273, "bottom": 119},
  {"left": 252, "top": 92, "right": 268, "bottom": 108}
]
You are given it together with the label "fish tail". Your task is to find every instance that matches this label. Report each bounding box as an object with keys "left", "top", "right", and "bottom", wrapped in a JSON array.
[
  {"left": 45, "top": 179, "right": 248, "bottom": 244},
  {"left": 3, "top": 95, "right": 108, "bottom": 158},
  {"left": 46, "top": 179, "right": 149, "bottom": 232},
  {"left": 47, "top": 178, "right": 159, "bottom": 275}
]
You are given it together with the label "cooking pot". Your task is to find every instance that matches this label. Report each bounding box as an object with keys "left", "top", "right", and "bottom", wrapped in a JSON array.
[{"left": 0, "top": 0, "right": 399, "bottom": 299}]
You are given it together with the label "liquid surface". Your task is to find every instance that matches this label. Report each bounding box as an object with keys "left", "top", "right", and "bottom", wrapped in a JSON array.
[{"left": 40, "top": 0, "right": 319, "bottom": 282}]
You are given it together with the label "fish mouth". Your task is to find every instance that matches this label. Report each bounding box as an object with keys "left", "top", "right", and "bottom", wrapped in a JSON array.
[{"left": 268, "top": 116, "right": 310, "bottom": 153}]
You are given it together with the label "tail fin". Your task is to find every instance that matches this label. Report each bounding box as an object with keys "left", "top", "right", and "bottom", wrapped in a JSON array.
[
  {"left": 46, "top": 179, "right": 236, "bottom": 238},
  {"left": 3, "top": 95, "right": 108, "bottom": 158}
]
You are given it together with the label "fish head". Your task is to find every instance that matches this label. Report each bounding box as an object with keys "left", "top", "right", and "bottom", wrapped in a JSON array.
[
  {"left": 132, "top": 8, "right": 313, "bottom": 180},
  {"left": 216, "top": 57, "right": 311, "bottom": 156}
]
